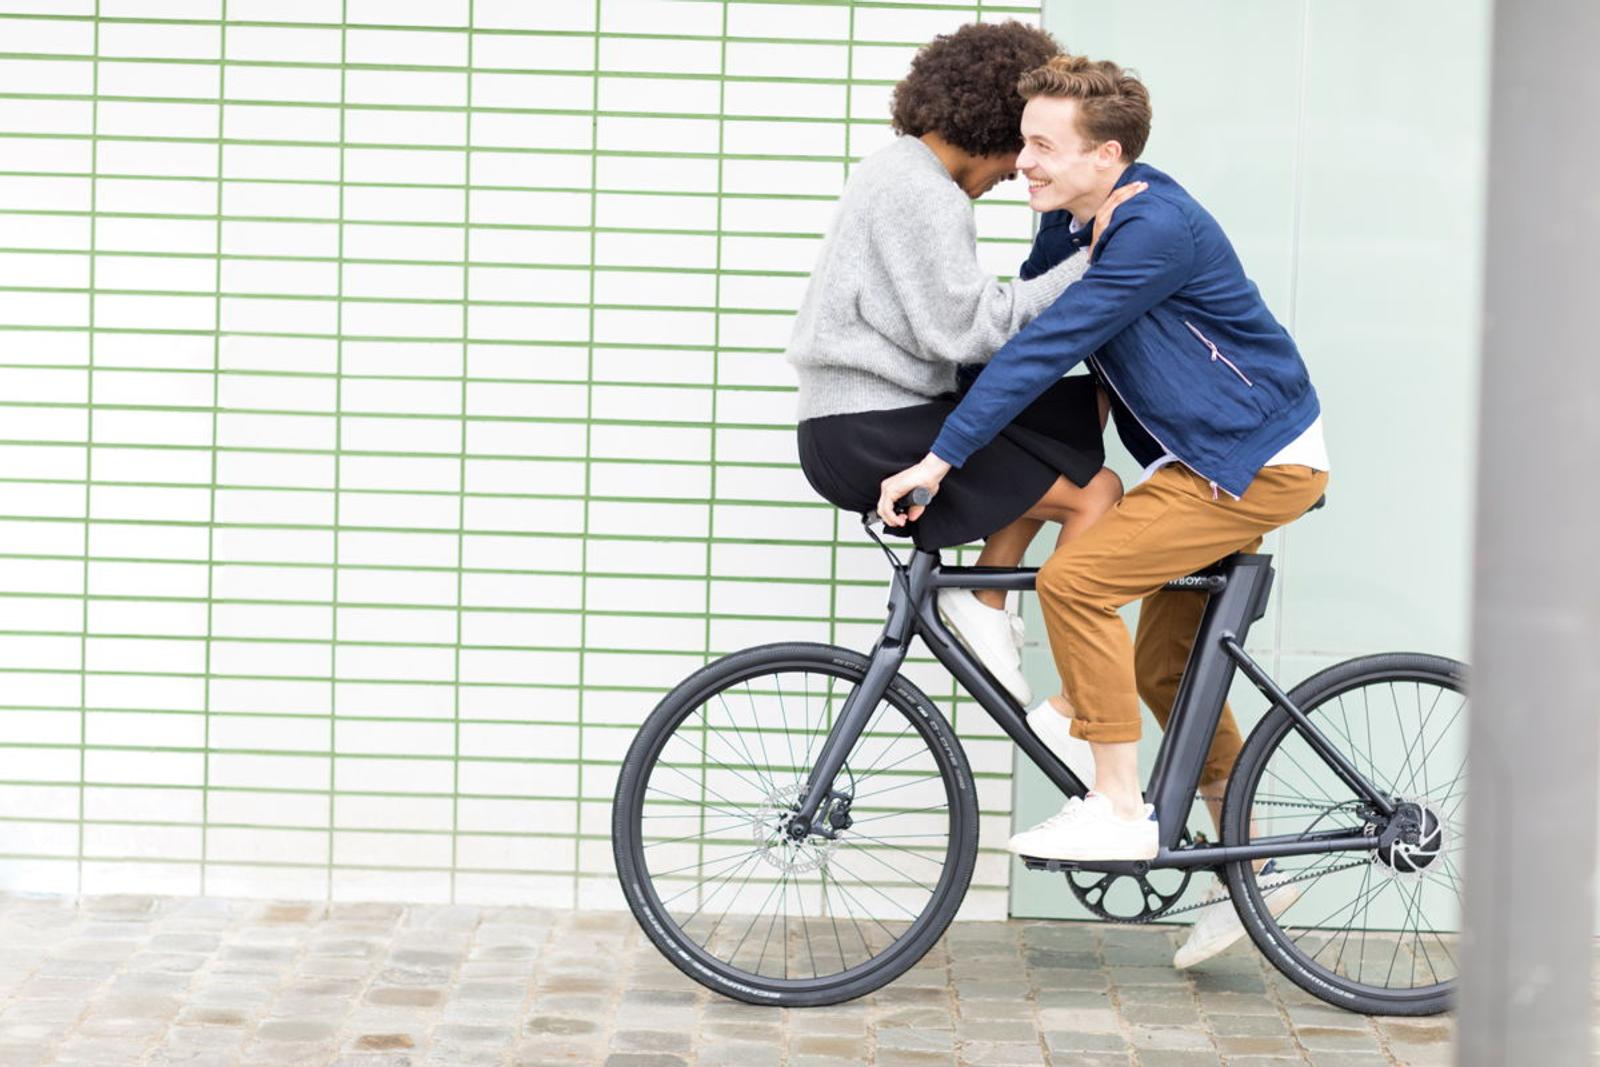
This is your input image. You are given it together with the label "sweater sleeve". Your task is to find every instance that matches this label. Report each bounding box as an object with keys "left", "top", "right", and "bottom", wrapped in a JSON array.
[
  {"left": 929, "top": 202, "right": 1196, "bottom": 467},
  {"left": 856, "top": 188, "right": 1088, "bottom": 367}
]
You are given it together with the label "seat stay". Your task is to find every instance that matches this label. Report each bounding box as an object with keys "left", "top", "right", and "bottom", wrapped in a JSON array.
[{"left": 1220, "top": 635, "right": 1397, "bottom": 817}]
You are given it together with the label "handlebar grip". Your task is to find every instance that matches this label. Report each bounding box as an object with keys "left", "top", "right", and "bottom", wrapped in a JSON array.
[{"left": 893, "top": 486, "right": 934, "bottom": 514}]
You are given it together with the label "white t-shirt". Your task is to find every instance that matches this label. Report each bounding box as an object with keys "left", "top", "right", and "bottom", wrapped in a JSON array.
[{"left": 1138, "top": 416, "right": 1330, "bottom": 489}]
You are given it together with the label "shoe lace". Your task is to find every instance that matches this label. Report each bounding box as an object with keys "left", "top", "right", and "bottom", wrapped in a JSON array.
[
  {"left": 1036, "top": 797, "right": 1086, "bottom": 830},
  {"left": 1008, "top": 613, "right": 1025, "bottom": 650}
]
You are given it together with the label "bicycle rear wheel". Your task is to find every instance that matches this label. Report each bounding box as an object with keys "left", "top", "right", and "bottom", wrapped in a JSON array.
[
  {"left": 612, "top": 642, "right": 978, "bottom": 1006},
  {"left": 1222, "top": 653, "right": 1467, "bottom": 1015}
]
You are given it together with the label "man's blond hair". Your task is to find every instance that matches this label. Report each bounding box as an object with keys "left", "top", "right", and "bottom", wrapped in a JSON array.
[{"left": 1018, "top": 55, "right": 1151, "bottom": 161}]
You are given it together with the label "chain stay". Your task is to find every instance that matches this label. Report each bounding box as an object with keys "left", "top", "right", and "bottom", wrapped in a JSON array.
[{"left": 1080, "top": 793, "right": 1375, "bottom": 924}]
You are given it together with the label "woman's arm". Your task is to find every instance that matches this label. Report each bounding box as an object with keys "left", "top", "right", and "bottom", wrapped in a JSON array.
[{"left": 857, "top": 181, "right": 1145, "bottom": 367}]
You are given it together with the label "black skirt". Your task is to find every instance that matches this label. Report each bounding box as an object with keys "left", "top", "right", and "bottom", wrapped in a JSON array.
[{"left": 797, "top": 374, "right": 1105, "bottom": 549}]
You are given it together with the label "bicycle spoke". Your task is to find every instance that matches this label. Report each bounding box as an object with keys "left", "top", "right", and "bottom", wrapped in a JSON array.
[
  {"left": 645, "top": 784, "right": 752, "bottom": 824},
  {"left": 713, "top": 691, "right": 777, "bottom": 795}
]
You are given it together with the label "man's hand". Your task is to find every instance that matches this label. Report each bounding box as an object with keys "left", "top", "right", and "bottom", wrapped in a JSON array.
[
  {"left": 877, "top": 453, "right": 952, "bottom": 527},
  {"left": 1089, "top": 181, "right": 1147, "bottom": 253}
]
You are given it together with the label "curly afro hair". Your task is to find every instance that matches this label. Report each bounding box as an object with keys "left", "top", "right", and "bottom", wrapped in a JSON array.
[{"left": 890, "top": 21, "right": 1062, "bottom": 158}]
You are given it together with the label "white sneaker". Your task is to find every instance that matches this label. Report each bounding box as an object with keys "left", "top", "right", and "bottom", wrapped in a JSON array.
[
  {"left": 937, "top": 589, "right": 1031, "bottom": 705},
  {"left": 1025, "top": 701, "right": 1096, "bottom": 788},
  {"left": 1173, "top": 865, "right": 1304, "bottom": 969},
  {"left": 1008, "top": 792, "right": 1159, "bottom": 861}
]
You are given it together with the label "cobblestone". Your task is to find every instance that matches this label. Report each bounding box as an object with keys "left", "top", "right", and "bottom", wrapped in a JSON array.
[{"left": 0, "top": 891, "right": 1471, "bottom": 1066}]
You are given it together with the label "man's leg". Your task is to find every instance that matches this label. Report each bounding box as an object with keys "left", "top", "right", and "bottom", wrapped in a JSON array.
[{"left": 1030, "top": 465, "right": 1327, "bottom": 829}]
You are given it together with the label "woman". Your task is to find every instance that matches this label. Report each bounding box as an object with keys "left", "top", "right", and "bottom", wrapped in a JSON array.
[{"left": 785, "top": 21, "right": 1138, "bottom": 714}]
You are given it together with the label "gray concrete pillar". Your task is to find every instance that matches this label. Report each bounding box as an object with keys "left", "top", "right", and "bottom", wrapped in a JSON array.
[{"left": 1459, "top": 2, "right": 1600, "bottom": 1065}]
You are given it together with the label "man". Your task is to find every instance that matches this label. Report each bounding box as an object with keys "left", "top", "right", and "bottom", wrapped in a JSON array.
[{"left": 876, "top": 54, "right": 1329, "bottom": 967}]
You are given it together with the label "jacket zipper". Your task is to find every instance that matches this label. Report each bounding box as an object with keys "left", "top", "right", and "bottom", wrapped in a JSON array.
[
  {"left": 1184, "top": 320, "right": 1254, "bottom": 386},
  {"left": 1090, "top": 355, "right": 1237, "bottom": 501}
]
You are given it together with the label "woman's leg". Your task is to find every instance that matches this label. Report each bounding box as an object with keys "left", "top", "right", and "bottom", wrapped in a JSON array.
[
  {"left": 966, "top": 386, "right": 1117, "bottom": 608},
  {"left": 969, "top": 467, "right": 1122, "bottom": 608}
]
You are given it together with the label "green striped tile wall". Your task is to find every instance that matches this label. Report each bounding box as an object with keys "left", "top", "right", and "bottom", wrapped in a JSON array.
[{"left": 0, "top": 0, "right": 1042, "bottom": 916}]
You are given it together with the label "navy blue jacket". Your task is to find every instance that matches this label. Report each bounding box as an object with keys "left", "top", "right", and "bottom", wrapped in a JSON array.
[{"left": 930, "top": 163, "right": 1320, "bottom": 498}]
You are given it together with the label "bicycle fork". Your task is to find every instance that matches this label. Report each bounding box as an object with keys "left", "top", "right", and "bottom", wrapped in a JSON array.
[{"left": 785, "top": 552, "right": 935, "bottom": 840}]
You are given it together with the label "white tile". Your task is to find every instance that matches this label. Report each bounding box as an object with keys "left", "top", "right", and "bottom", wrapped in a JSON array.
[
  {"left": 470, "top": 32, "right": 597, "bottom": 73},
  {"left": 83, "top": 748, "right": 205, "bottom": 787},
  {"left": 590, "top": 383, "right": 710, "bottom": 422},
  {"left": 82, "top": 784, "right": 200, "bottom": 823},
  {"left": 723, "top": 119, "right": 845, "bottom": 159},
  {"left": 223, "top": 64, "right": 342, "bottom": 105},
  {"left": 84, "top": 709, "right": 204, "bottom": 748},
  {"left": 346, "top": 28, "right": 468, "bottom": 68},
  {"left": 0, "top": 710, "right": 79, "bottom": 746},
  {"left": 725, "top": 41, "right": 847, "bottom": 80},
  {"left": 207, "top": 826, "right": 326, "bottom": 864},
  {"left": 596, "top": 115, "right": 720, "bottom": 155},
  {"left": 456, "top": 757, "right": 576, "bottom": 797},
  {"left": 473, "top": 0, "right": 594, "bottom": 32},
  {"left": 0, "top": 99, "right": 92, "bottom": 135},
  {"left": 596, "top": 75, "right": 719, "bottom": 116},
  {"left": 98, "top": 21, "right": 220, "bottom": 61},
  {"left": 337, "top": 606, "right": 457, "bottom": 645},
  {"left": 222, "top": 102, "right": 339, "bottom": 143},
  {"left": 210, "top": 713, "right": 330, "bottom": 754},
  {"left": 595, "top": 153, "right": 717, "bottom": 194},
  {"left": 600, "top": 37, "right": 721, "bottom": 76},
  {"left": 0, "top": 57, "right": 93, "bottom": 96},
  {"left": 726, "top": 2, "right": 850, "bottom": 41},
  {"left": 99, "top": 58, "right": 219, "bottom": 100},
  {"left": 335, "top": 755, "right": 453, "bottom": 794},
  {"left": 336, "top": 794, "right": 454, "bottom": 832},
  {"left": 208, "top": 639, "right": 331, "bottom": 680},
  {"left": 594, "top": 192, "right": 717, "bottom": 233},
  {"left": 347, "top": 0, "right": 467, "bottom": 28}
]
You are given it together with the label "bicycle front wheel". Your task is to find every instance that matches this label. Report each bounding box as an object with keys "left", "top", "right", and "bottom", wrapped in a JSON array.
[
  {"left": 612, "top": 642, "right": 978, "bottom": 1007},
  {"left": 1223, "top": 653, "right": 1467, "bottom": 1015}
]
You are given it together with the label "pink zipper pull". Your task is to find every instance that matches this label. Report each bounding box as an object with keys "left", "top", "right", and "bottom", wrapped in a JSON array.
[{"left": 1209, "top": 480, "right": 1220, "bottom": 501}]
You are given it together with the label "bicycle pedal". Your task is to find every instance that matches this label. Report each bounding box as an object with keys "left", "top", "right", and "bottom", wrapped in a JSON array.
[{"left": 1020, "top": 855, "right": 1083, "bottom": 873}]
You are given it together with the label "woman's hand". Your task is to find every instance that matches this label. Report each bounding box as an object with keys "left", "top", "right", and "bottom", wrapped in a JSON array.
[
  {"left": 877, "top": 453, "right": 952, "bottom": 527},
  {"left": 1089, "top": 181, "right": 1148, "bottom": 253}
]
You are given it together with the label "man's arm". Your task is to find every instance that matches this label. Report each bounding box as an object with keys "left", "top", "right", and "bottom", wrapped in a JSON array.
[{"left": 928, "top": 201, "right": 1196, "bottom": 468}]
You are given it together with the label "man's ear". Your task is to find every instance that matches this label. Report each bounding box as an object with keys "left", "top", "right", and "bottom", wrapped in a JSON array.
[{"left": 1096, "top": 140, "right": 1125, "bottom": 168}]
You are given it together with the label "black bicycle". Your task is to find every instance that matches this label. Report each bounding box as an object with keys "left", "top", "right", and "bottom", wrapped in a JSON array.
[{"left": 612, "top": 494, "right": 1466, "bottom": 1014}]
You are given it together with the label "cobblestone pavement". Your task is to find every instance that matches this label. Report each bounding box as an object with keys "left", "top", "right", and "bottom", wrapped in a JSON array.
[{"left": 0, "top": 893, "right": 1456, "bottom": 1067}]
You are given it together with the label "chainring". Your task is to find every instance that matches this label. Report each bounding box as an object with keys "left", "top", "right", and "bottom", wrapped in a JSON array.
[{"left": 1064, "top": 829, "right": 1196, "bottom": 923}]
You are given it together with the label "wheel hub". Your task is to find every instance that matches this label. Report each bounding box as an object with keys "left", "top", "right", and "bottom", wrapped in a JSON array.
[
  {"left": 752, "top": 783, "right": 839, "bottom": 873},
  {"left": 1375, "top": 798, "right": 1448, "bottom": 877}
]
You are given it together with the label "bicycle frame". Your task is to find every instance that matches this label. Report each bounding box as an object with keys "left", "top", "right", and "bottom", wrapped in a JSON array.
[{"left": 789, "top": 545, "right": 1398, "bottom": 873}]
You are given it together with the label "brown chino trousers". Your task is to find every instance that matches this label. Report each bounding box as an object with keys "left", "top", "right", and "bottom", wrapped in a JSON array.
[{"left": 1036, "top": 462, "right": 1329, "bottom": 786}]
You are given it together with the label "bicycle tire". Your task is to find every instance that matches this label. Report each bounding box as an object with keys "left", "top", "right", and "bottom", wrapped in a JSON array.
[
  {"left": 612, "top": 641, "right": 979, "bottom": 1007},
  {"left": 1222, "top": 652, "right": 1467, "bottom": 1015}
]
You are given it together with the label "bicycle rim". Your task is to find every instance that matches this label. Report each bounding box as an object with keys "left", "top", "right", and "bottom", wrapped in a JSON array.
[
  {"left": 1228, "top": 656, "right": 1466, "bottom": 1010},
  {"left": 616, "top": 650, "right": 974, "bottom": 1001}
]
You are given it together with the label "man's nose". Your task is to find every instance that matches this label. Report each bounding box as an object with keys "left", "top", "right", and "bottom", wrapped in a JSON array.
[{"left": 1016, "top": 145, "right": 1037, "bottom": 172}]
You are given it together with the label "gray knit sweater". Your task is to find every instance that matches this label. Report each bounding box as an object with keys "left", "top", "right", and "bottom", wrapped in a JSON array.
[{"left": 786, "top": 135, "right": 1089, "bottom": 420}]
